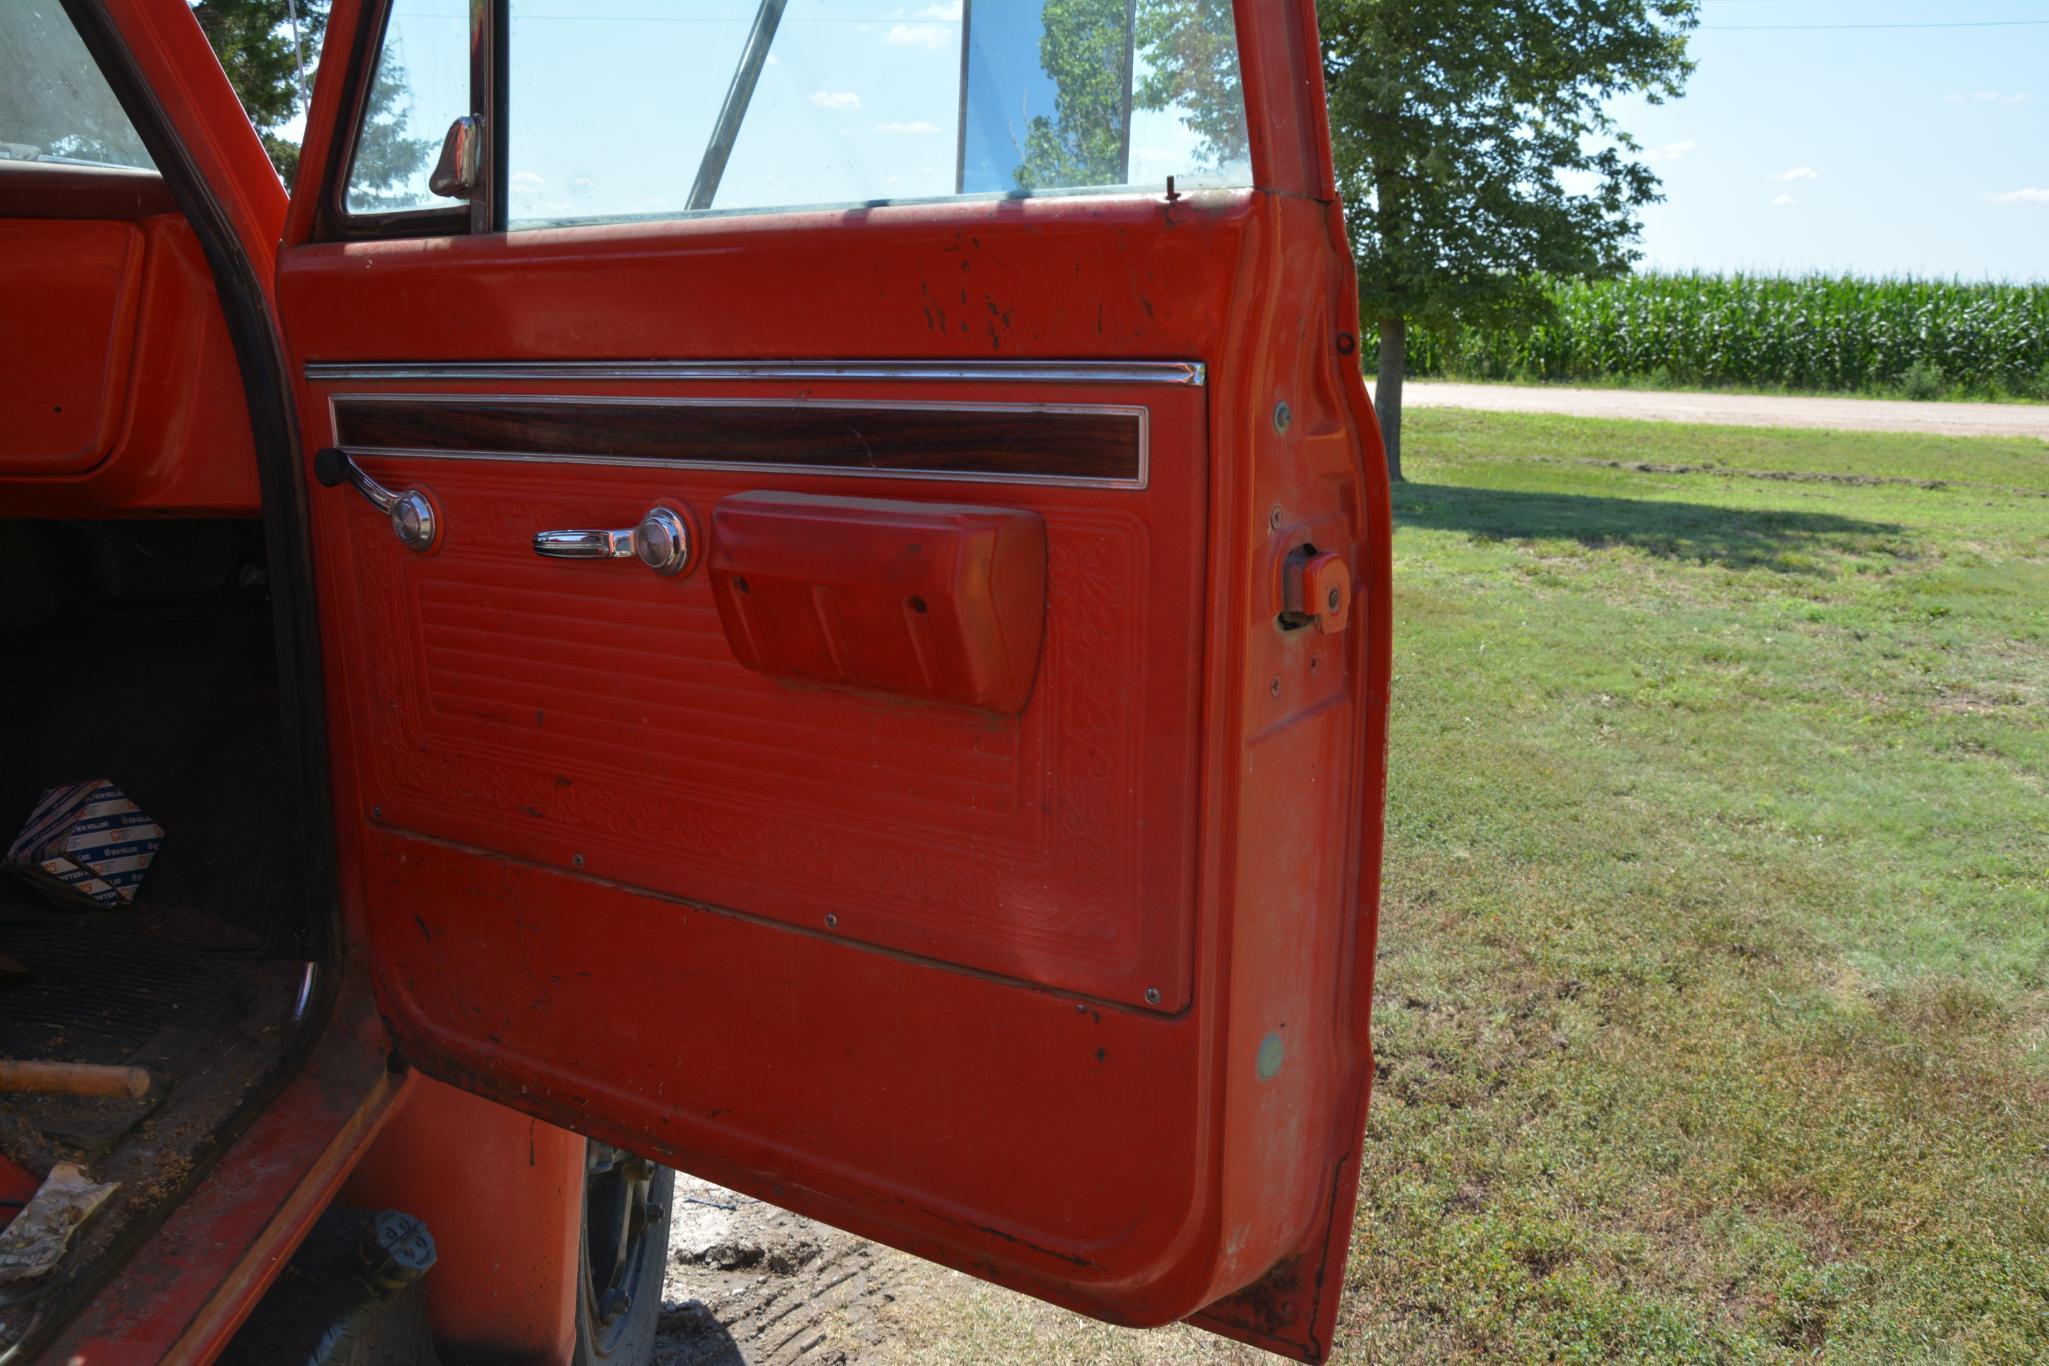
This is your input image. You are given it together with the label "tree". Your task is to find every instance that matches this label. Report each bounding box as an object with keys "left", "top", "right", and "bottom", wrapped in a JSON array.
[
  {"left": 1320, "top": 1, "right": 1699, "bottom": 479},
  {"left": 1015, "top": 0, "right": 1135, "bottom": 190},
  {"left": 188, "top": 0, "right": 429, "bottom": 197},
  {"left": 1015, "top": 0, "right": 1248, "bottom": 191},
  {"left": 190, "top": 0, "right": 327, "bottom": 181},
  {"left": 343, "top": 47, "right": 435, "bottom": 209}
]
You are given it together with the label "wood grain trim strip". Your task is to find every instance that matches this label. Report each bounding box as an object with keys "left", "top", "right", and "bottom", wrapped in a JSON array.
[
  {"left": 332, "top": 396, "right": 1146, "bottom": 486},
  {"left": 307, "top": 359, "right": 1203, "bottom": 385}
]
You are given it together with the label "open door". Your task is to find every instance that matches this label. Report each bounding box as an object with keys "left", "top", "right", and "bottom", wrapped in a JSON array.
[{"left": 275, "top": 1, "right": 1390, "bottom": 1358}]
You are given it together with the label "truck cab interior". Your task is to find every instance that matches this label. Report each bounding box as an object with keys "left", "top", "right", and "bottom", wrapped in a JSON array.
[{"left": 0, "top": 7, "right": 321, "bottom": 1347}]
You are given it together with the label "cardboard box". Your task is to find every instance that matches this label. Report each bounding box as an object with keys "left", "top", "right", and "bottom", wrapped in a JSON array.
[{"left": 5, "top": 780, "right": 162, "bottom": 910}]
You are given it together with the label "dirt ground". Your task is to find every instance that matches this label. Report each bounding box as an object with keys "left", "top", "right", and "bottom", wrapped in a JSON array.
[
  {"left": 652, "top": 1174, "right": 1264, "bottom": 1365},
  {"left": 1381, "top": 380, "right": 2049, "bottom": 439}
]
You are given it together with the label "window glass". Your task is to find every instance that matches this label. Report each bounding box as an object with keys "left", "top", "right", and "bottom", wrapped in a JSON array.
[
  {"left": 506, "top": 0, "right": 1250, "bottom": 230},
  {"left": 0, "top": 1, "right": 154, "bottom": 170},
  {"left": 344, "top": 0, "right": 472, "bottom": 214}
]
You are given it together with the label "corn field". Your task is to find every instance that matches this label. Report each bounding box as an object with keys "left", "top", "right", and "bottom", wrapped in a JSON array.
[{"left": 1406, "top": 273, "right": 2049, "bottom": 399}]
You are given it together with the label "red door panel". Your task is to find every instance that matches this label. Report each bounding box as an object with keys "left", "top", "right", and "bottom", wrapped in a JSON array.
[
  {"left": 313, "top": 370, "right": 1206, "bottom": 1011},
  {"left": 276, "top": 3, "right": 1390, "bottom": 1359}
]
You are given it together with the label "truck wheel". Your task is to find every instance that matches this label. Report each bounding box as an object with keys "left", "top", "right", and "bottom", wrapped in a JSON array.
[{"left": 575, "top": 1142, "right": 675, "bottom": 1365}]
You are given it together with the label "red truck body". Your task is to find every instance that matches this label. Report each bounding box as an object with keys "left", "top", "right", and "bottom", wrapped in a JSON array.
[{"left": 1, "top": 2, "right": 1391, "bottom": 1360}]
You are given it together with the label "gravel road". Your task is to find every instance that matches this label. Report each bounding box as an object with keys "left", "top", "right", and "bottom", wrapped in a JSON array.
[
  {"left": 652, "top": 1174, "right": 1259, "bottom": 1364},
  {"left": 1383, "top": 381, "right": 2049, "bottom": 440}
]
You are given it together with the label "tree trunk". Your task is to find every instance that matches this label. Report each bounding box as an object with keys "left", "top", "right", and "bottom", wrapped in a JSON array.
[{"left": 1376, "top": 315, "right": 1407, "bottom": 483}]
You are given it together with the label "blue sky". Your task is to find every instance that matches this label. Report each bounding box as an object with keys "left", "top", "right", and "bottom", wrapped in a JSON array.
[{"left": 1617, "top": 0, "right": 2047, "bottom": 281}]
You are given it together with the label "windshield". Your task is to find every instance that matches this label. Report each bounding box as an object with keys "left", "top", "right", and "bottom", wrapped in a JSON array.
[{"left": 0, "top": 0, "right": 156, "bottom": 171}]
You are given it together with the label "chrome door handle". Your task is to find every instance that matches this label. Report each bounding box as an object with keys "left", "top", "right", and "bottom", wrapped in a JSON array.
[
  {"left": 313, "top": 447, "right": 439, "bottom": 552},
  {"left": 534, "top": 505, "right": 693, "bottom": 576}
]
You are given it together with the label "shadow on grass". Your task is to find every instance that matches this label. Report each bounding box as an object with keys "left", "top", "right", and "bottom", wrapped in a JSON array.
[{"left": 1393, "top": 482, "right": 1909, "bottom": 572}]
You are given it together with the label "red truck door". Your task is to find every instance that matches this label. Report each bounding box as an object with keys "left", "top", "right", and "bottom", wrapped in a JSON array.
[{"left": 270, "top": 1, "right": 1390, "bottom": 1358}]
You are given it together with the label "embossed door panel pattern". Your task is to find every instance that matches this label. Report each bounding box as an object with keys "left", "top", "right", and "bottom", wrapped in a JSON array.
[{"left": 320, "top": 377, "right": 1207, "bottom": 1011}]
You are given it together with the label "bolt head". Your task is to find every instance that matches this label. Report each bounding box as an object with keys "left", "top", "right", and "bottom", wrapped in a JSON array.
[
  {"left": 1144, "top": 987, "right": 1162, "bottom": 1006},
  {"left": 1272, "top": 402, "right": 1292, "bottom": 433}
]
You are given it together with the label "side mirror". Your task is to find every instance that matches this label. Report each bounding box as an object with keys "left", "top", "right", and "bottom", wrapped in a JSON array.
[{"left": 428, "top": 114, "right": 482, "bottom": 199}]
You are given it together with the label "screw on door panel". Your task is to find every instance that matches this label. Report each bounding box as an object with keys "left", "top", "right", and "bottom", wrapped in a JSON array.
[
  {"left": 1272, "top": 402, "right": 1292, "bottom": 433},
  {"left": 1145, "top": 987, "right": 1162, "bottom": 1006},
  {"left": 1268, "top": 505, "right": 1283, "bottom": 531}
]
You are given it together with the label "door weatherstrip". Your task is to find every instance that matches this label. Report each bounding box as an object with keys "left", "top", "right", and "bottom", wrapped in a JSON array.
[{"left": 306, "top": 359, "right": 1205, "bottom": 387}]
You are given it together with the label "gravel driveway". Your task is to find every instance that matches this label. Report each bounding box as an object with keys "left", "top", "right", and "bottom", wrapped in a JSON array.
[
  {"left": 1384, "top": 381, "right": 2049, "bottom": 441},
  {"left": 653, "top": 1174, "right": 1259, "bottom": 1364}
]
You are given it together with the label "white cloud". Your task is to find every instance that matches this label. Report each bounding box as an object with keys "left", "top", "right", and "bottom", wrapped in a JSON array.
[
  {"left": 1988, "top": 187, "right": 2049, "bottom": 205},
  {"left": 809, "top": 90, "right": 862, "bottom": 111},
  {"left": 1776, "top": 166, "right": 1817, "bottom": 183},
  {"left": 875, "top": 120, "right": 942, "bottom": 135},
  {"left": 509, "top": 170, "right": 546, "bottom": 193},
  {"left": 1945, "top": 90, "right": 2030, "bottom": 104},
  {"left": 1644, "top": 140, "right": 1695, "bottom": 163},
  {"left": 1771, "top": 194, "right": 1797, "bottom": 207},
  {"left": 914, "top": 1, "right": 964, "bottom": 17},
  {"left": 886, "top": 22, "right": 946, "bottom": 48}
]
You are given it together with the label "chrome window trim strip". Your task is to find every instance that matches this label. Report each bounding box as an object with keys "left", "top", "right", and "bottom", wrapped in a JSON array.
[
  {"left": 326, "top": 392, "right": 1150, "bottom": 491},
  {"left": 306, "top": 359, "right": 1205, "bottom": 387}
]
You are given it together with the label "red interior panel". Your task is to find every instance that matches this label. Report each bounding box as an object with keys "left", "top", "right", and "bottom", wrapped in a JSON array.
[
  {"left": 708, "top": 491, "right": 1049, "bottom": 715},
  {"left": 0, "top": 218, "right": 142, "bottom": 476},
  {"left": 0, "top": 173, "right": 261, "bottom": 516}
]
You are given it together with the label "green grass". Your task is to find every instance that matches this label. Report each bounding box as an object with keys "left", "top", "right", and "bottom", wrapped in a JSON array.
[
  {"left": 1409, "top": 272, "right": 2049, "bottom": 402},
  {"left": 1342, "top": 410, "right": 2048, "bottom": 1361}
]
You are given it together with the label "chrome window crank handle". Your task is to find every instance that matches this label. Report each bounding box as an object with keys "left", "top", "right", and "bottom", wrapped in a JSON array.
[
  {"left": 314, "top": 447, "right": 439, "bottom": 553},
  {"left": 534, "top": 506, "right": 692, "bottom": 576}
]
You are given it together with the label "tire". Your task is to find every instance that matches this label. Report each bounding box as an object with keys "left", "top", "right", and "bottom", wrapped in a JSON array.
[{"left": 573, "top": 1142, "right": 676, "bottom": 1366}]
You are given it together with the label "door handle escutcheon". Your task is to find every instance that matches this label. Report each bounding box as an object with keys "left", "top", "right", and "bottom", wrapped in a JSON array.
[
  {"left": 314, "top": 447, "right": 439, "bottom": 552},
  {"left": 534, "top": 505, "right": 693, "bottom": 576}
]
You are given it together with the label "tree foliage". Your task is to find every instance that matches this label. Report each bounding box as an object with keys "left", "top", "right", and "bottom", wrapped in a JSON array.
[
  {"left": 1015, "top": 0, "right": 1247, "bottom": 191},
  {"left": 185, "top": 0, "right": 428, "bottom": 196},
  {"left": 1319, "top": 0, "right": 1699, "bottom": 476},
  {"left": 1132, "top": 0, "right": 1245, "bottom": 168},
  {"left": 1015, "top": 0, "right": 1133, "bottom": 190},
  {"left": 191, "top": 0, "right": 327, "bottom": 179},
  {"left": 343, "top": 46, "right": 435, "bottom": 209}
]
